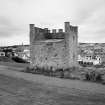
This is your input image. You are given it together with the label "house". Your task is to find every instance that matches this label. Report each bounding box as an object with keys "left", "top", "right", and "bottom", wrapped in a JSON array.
[{"left": 78, "top": 54, "right": 101, "bottom": 65}]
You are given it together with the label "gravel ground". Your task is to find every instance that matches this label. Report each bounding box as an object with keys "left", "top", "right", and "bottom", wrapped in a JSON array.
[{"left": 0, "top": 64, "right": 105, "bottom": 105}]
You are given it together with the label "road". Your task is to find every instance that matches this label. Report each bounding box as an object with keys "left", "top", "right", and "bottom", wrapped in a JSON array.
[{"left": 0, "top": 64, "right": 105, "bottom": 105}]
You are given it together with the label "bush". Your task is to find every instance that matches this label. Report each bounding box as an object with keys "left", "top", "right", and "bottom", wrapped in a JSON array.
[
  {"left": 54, "top": 69, "right": 64, "bottom": 78},
  {"left": 102, "top": 81, "right": 105, "bottom": 85},
  {"left": 85, "top": 71, "right": 103, "bottom": 82},
  {"left": 25, "top": 67, "right": 34, "bottom": 73},
  {"left": 12, "top": 57, "right": 28, "bottom": 63}
]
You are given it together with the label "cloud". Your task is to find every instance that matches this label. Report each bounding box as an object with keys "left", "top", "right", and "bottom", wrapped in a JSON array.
[
  {"left": 0, "top": 0, "right": 105, "bottom": 45},
  {"left": 0, "top": 16, "right": 26, "bottom": 37},
  {"left": 79, "top": 4, "right": 105, "bottom": 43}
]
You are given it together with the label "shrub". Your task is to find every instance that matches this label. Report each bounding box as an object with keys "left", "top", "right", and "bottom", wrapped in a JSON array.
[
  {"left": 12, "top": 57, "right": 28, "bottom": 63},
  {"left": 84, "top": 71, "right": 103, "bottom": 82},
  {"left": 102, "top": 81, "right": 105, "bottom": 85},
  {"left": 23, "top": 66, "right": 34, "bottom": 73}
]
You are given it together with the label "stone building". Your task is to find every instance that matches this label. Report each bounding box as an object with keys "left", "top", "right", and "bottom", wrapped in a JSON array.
[{"left": 30, "top": 22, "right": 78, "bottom": 70}]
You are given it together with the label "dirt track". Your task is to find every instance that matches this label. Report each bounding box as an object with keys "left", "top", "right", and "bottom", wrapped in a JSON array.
[{"left": 0, "top": 64, "right": 105, "bottom": 105}]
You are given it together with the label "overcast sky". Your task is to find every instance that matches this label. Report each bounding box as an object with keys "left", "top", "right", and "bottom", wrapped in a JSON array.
[{"left": 0, "top": 0, "right": 105, "bottom": 46}]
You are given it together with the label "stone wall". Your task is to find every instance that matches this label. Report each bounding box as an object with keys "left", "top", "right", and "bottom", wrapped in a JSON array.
[{"left": 31, "top": 40, "right": 70, "bottom": 69}]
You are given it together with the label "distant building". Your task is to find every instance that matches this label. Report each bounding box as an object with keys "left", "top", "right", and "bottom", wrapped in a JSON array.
[
  {"left": 78, "top": 54, "right": 101, "bottom": 65},
  {"left": 14, "top": 45, "right": 30, "bottom": 62}
]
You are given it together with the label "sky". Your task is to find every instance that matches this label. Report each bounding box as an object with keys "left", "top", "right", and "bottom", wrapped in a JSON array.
[{"left": 0, "top": 0, "right": 105, "bottom": 46}]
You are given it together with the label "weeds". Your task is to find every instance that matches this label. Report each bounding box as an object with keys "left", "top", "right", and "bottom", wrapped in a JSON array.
[
  {"left": 22, "top": 66, "right": 105, "bottom": 83},
  {"left": 85, "top": 71, "right": 104, "bottom": 82}
]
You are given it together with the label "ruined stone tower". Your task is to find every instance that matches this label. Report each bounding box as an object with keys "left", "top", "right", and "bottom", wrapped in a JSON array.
[
  {"left": 64, "top": 22, "right": 78, "bottom": 67},
  {"left": 30, "top": 22, "right": 78, "bottom": 70}
]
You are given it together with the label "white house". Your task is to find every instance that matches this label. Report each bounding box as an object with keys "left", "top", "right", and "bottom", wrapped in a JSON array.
[{"left": 78, "top": 55, "right": 101, "bottom": 65}]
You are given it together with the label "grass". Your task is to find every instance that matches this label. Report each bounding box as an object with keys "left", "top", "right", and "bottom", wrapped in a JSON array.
[
  {"left": 0, "top": 74, "right": 105, "bottom": 105},
  {"left": 0, "top": 61, "right": 29, "bottom": 68},
  {"left": 0, "top": 61, "right": 105, "bottom": 84},
  {"left": 22, "top": 66, "right": 105, "bottom": 84}
]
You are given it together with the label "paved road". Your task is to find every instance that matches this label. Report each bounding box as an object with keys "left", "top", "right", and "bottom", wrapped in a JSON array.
[{"left": 0, "top": 65, "right": 105, "bottom": 105}]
